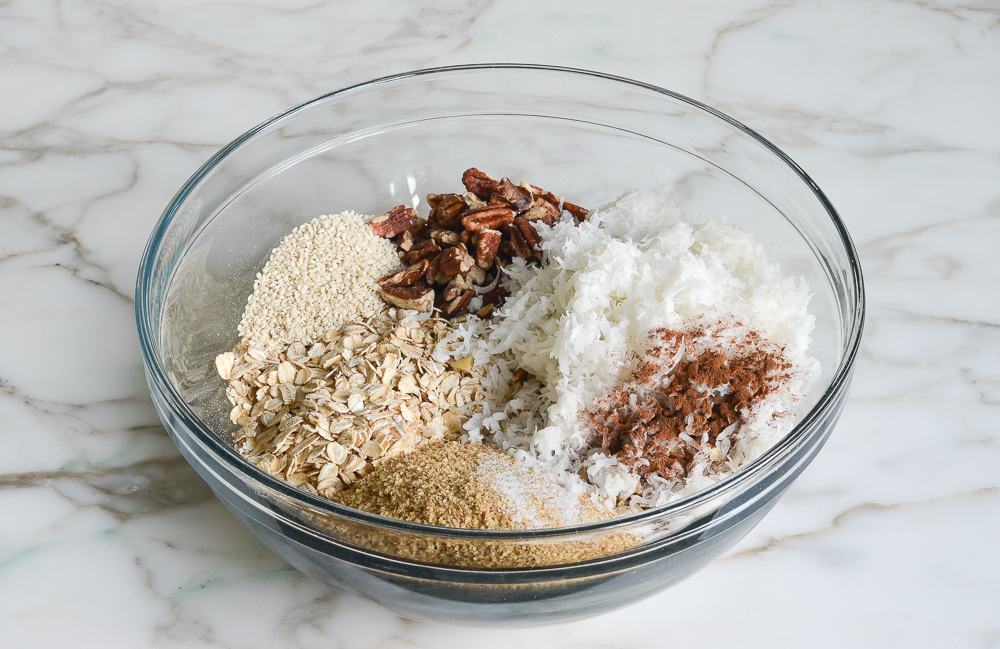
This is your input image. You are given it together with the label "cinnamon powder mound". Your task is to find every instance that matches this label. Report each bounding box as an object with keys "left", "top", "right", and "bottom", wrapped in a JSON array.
[{"left": 587, "top": 322, "right": 794, "bottom": 488}]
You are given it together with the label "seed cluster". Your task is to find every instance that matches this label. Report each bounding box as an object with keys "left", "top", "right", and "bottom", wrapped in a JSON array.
[{"left": 238, "top": 211, "right": 402, "bottom": 347}]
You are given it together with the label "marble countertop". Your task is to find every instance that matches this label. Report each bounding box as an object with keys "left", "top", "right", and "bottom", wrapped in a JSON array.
[{"left": 2, "top": 1, "right": 997, "bottom": 646}]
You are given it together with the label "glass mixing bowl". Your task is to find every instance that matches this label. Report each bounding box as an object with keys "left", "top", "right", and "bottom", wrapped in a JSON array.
[{"left": 136, "top": 64, "right": 864, "bottom": 626}]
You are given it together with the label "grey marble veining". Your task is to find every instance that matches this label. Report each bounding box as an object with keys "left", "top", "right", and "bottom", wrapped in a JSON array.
[{"left": 1, "top": 1, "right": 998, "bottom": 646}]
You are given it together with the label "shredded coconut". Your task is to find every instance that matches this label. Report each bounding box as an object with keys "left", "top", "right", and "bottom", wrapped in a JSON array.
[{"left": 445, "top": 189, "right": 818, "bottom": 506}]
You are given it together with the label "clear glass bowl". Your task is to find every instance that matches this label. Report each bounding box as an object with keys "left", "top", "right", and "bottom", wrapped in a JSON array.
[{"left": 136, "top": 64, "right": 864, "bottom": 626}]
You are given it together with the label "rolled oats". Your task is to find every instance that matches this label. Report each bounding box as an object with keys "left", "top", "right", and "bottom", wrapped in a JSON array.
[{"left": 217, "top": 307, "right": 486, "bottom": 499}]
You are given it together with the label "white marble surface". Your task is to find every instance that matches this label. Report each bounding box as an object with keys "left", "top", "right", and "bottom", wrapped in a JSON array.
[{"left": 1, "top": 0, "right": 998, "bottom": 646}]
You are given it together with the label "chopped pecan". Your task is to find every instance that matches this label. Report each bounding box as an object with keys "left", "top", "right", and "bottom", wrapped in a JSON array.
[
  {"left": 437, "top": 245, "right": 475, "bottom": 277},
  {"left": 563, "top": 200, "right": 589, "bottom": 221},
  {"left": 497, "top": 177, "right": 533, "bottom": 211},
  {"left": 473, "top": 229, "right": 502, "bottom": 269},
  {"left": 462, "top": 191, "right": 487, "bottom": 209},
  {"left": 521, "top": 198, "right": 560, "bottom": 225},
  {"left": 369, "top": 205, "right": 419, "bottom": 238},
  {"left": 539, "top": 191, "right": 563, "bottom": 208},
  {"left": 380, "top": 285, "right": 434, "bottom": 312},
  {"left": 428, "top": 193, "right": 466, "bottom": 229},
  {"left": 425, "top": 253, "right": 450, "bottom": 285},
  {"left": 462, "top": 205, "right": 515, "bottom": 232},
  {"left": 480, "top": 285, "right": 507, "bottom": 306},
  {"left": 512, "top": 217, "right": 542, "bottom": 251},
  {"left": 506, "top": 223, "right": 535, "bottom": 260},
  {"left": 398, "top": 230, "right": 415, "bottom": 251},
  {"left": 379, "top": 259, "right": 429, "bottom": 289},
  {"left": 407, "top": 240, "right": 442, "bottom": 264},
  {"left": 511, "top": 368, "right": 534, "bottom": 387},
  {"left": 429, "top": 229, "right": 461, "bottom": 246},
  {"left": 467, "top": 265, "right": 487, "bottom": 285},
  {"left": 460, "top": 229, "right": 473, "bottom": 246},
  {"left": 498, "top": 239, "right": 515, "bottom": 260},
  {"left": 462, "top": 167, "right": 501, "bottom": 200},
  {"left": 518, "top": 182, "right": 543, "bottom": 197},
  {"left": 441, "top": 289, "right": 475, "bottom": 318},
  {"left": 442, "top": 275, "right": 474, "bottom": 301}
]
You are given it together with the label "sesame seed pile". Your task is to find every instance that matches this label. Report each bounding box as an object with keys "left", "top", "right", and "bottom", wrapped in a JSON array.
[{"left": 238, "top": 211, "right": 402, "bottom": 347}]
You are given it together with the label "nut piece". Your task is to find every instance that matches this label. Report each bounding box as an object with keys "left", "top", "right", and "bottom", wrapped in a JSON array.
[
  {"left": 428, "top": 193, "right": 466, "bottom": 229},
  {"left": 429, "top": 229, "right": 461, "bottom": 246},
  {"left": 467, "top": 265, "right": 487, "bottom": 285},
  {"left": 563, "top": 200, "right": 589, "bottom": 221},
  {"left": 397, "top": 230, "right": 415, "bottom": 251},
  {"left": 379, "top": 259, "right": 429, "bottom": 288},
  {"left": 442, "top": 274, "right": 474, "bottom": 301},
  {"left": 512, "top": 217, "right": 542, "bottom": 251},
  {"left": 521, "top": 198, "right": 560, "bottom": 225},
  {"left": 436, "top": 245, "right": 475, "bottom": 277},
  {"left": 462, "top": 167, "right": 501, "bottom": 200},
  {"left": 497, "top": 177, "right": 533, "bottom": 211},
  {"left": 449, "top": 355, "right": 475, "bottom": 373},
  {"left": 461, "top": 205, "right": 515, "bottom": 232},
  {"left": 441, "top": 289, "right": 475, "bottom": 317},
  {"left": 462, "top": 191, "right": 487, "bottom": 209},
  {"left": 380, "top": 285, "right": 435, "bottom": 312},
  {"left": 407, "top": 240, "right": 442, "bottom": 264},
  {"left": 473, "top": 229, "right": 502, "bottom": 269},
  {"left": 370, "top": 205, "right": 419, "bottom": 238},
  {"left": 506, "top": 222, "right": 535, "bottom": 260}
]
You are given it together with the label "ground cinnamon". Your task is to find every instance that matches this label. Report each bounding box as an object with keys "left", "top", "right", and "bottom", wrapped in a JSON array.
[{"left": 587, "top": 323, "right": 793, "bottom": 488}]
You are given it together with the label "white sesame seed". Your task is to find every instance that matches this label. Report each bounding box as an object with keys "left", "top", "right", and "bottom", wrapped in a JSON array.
[{"left": 237, "top": 211, "right": 402, "bottom": 348}]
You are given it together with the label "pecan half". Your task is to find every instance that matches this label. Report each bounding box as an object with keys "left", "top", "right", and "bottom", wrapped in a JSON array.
[
  {"left": 429, "top": 193, "right": 466, "bottom": 229},
  {"left": 462, "top": 205, "right": 515, "bottom": 232},
  {"left": 462, "top": 168, "right": 501, "bottom": 200},
  {"left": 407, "top": 240, "right": 442, "bottom": 264},
  {"left": 497, "top": 177, "right": 533, "bottom": 211},
  {"left": 380, "top": 285, "right": 434, "bottom": 312},
  {"left": 379, "top": 259, "right": 429, "bottom": 289},
  {"left": 473, "top": 228, "right": 502, "bottom": 269},
  {"left": 370, "top": 205, "right": 419, "bottom": 238},
  {"left": 437, "top": 245, "right": 475, "bottom": 277}
]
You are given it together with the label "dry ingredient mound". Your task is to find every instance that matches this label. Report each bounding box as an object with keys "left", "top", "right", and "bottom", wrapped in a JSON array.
[
  {"left": 589, "top": 319, "right": 796, "bottom": 493},
  {"left": 331, "top": 442, "right": 611, "bottom": 529},
  {"left": 238, "top": 211, "right": 402, "bottom": 347},
  {"left": 442, "top": 188, "right": 818, "bottom": 508}
]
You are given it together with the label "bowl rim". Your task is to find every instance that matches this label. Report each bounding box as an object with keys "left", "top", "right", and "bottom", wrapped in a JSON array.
[{"left": 136, "top": 62, "right": 865, "bottom": 543}]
